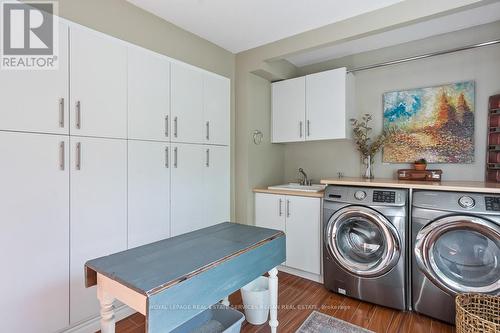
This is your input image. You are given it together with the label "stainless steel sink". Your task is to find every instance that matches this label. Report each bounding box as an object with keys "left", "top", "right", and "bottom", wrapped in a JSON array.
[{"left": 267, "top": 183, "right": 326, "bottom": 193}]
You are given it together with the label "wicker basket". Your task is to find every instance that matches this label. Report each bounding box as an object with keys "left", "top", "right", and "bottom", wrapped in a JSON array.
[{"left": 456, "top": 294, "right": 500, "bottom": 333}]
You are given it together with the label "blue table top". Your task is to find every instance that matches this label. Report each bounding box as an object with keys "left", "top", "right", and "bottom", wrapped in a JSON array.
[{"left": 85, "top": 222, "right": 284, "bottom": 296}]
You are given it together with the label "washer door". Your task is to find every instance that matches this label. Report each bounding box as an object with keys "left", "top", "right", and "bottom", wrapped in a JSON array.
[
  {"left": 415, "top": 215, "right": 500, "bottom": 295},
  {"left": 326, "top": 206, "right": 401, "bottom": 277}
]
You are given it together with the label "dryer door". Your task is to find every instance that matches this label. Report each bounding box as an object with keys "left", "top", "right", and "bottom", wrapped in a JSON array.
[
  {"left": 415, "top": 215, "right": 500, "bottom": 295},
  {"left": 326, "top": 206, "right": 401, "bottom": 277}
]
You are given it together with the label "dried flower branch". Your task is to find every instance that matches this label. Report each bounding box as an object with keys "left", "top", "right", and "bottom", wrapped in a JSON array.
[{"left": 350, "top": 113, "right": 395, "bottom": 161}]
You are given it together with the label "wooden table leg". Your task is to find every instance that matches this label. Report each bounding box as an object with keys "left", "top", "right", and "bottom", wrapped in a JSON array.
[
  {"left": 268, "top": 267, "right": 278, "bottom": 333},
  {"left": 97, "top": 282, "right": 116, "bottom": 333}
]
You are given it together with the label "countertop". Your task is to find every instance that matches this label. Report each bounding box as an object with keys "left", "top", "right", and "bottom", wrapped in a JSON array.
[
  {"left": 320, "top": 177, "right": 500, "bottom": 194},
  {"left": 253, "top": 187, "right": 325, "bottom": 198}
]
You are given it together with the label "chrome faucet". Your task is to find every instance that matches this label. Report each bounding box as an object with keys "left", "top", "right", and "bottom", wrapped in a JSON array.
[{"left": 298, "top": 168, "right": 311, "bottom": 186}]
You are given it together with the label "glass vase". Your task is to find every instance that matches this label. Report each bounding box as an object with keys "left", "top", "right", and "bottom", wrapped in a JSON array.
[{"left": 362, "top": 155, "right": 374, "bottom": 179}]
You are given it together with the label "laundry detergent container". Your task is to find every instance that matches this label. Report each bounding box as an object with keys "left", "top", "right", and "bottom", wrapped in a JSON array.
[
  {"left": 241, "top": 276, "right": 270, "bottom": 325},
  {"left": 170, "top": 304, "right": 245, "bottom": 333}
]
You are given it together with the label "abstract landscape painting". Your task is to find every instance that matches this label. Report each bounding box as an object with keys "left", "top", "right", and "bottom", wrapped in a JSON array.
[{"left": 383, "top": 81, "right": 475, "bottom": 163}]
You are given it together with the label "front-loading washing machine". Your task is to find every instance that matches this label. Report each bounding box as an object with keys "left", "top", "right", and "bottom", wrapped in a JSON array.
[
  {"left": 323, "top": 185, "right": 408, "bottom": 310},
  {"left": 412, "top": 190, "right": 500, "bottom": 324}
]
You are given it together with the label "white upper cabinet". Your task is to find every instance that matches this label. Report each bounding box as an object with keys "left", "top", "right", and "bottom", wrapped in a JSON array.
[
  {"left": 271, "top": 67, "right": 352, "bottom": 143},
  {"left": 128, "top": 48, "right": 171, "bottom": 141},
  {"left": 0, "top": 132, "right": 69, "bottom": 333},
  {"left": 128, "top": 140, "right": 171, "bottom": 248},
  {"left": 69, "top": 137, "right": 127, "bottom": 324},
  {"left": 306, "top": 68, "right": 348, "bottom": 141},
  {"left": 272, "top": 77, "right": 306, "bottom": 143},
  {"left": 70, "top": 26, "right": 127, "bottom": 139},
  {"left": 203, "top": 145, "right": 230, "bottom": 227},
  {"left": 0, "top": 22, "right": 69, "bottom": 134},
  {"left": 204, "top": 74, "right": 230, "bottom": 145},
  {"left": 171, "top": 63, "right": 204, "bottom": 143}
]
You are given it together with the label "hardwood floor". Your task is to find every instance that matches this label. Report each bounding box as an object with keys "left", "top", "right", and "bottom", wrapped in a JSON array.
[{"left": 100, "top": 271, "right": 455, "bottom": 333}]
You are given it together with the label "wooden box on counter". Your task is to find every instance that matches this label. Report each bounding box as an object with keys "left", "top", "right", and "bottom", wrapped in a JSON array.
[{"left": 397, "top": 169, "right": 442, "bottom": 181}]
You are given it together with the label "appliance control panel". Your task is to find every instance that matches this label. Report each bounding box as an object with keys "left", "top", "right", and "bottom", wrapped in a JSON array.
[
  {"left": 373, "top": 190, "right": 396, "bottom": 203},
  {"left": 485, "top": 197, "right": 500, "bottom": 211}
]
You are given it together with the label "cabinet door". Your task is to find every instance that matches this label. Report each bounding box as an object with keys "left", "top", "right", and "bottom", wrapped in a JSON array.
[
  {"left": 70, "top": 26, "right": 127, "bottom": 138},
  {"left": 0, "top": 132, "right": 69, "bottom": 332},
  {"left": 171, "top": 63, "right": 204, "bottom": 143},
  {"left": 0, "top": 23, "right": 69, "bottom": 134},
  {"left": 204, "top": 74, "right": 230, "bottom": 145},
  {"left": 128, "top": 48, "right": 171, "bottom": 141},
  {"left": 203, "top": 146, "right": 230, "bottom": 228},
  {"left": 70, "top": 137, "right": 127, "bottom": 324},
  {"left": 272, "top": 77, "right": 306, "bottom": 143},
  {"left": 306, "top": 68, "right": 346, "bottom": 141},
  {"left": 254, "top": 193, "right": 286, "bottom": 232},
  {"left": 170, "top": 143, "right": 204, "bottom": 236},
  {"left": 285, "top": 196, "right": 321, "bottom": 274},
  {"left": 128, "top": 140, "right": 171, "bottom": 248}
]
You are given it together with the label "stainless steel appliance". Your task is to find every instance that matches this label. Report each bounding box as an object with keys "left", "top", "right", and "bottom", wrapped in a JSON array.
[
  {"left": 412, "top": 191, "right": 500, "bottom": 324},
  {"left": 323, "top": 186, "right": 408, "bottom": 310}
]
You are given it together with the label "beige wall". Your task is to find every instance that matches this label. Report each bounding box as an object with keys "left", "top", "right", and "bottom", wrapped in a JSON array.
[
  {"left": 55, "top": 0, "right": 237, "bottom": 219},
  {"left": 235, "top": 0, "right": 496, "bottom": 225}
]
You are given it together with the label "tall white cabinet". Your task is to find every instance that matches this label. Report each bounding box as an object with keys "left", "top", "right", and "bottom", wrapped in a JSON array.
[
  {"left": 70, "top": 137, "right": 128, "bottom": 323},
  {"left": 0, "top": 132, "right": 70, "bottom": 332},
  {"left": 128, "top": 141, "right": 171, "bottom": 248},
  {"left": 70, "top": 26, "right": 127, "bottom": 139},
  {"left": 128, "top": 48, "right": 171, "bottom": 141},
  {"left": 0, "top": 20, "right": 230, "bottom": 333},
  {"left": 0, "top": 23, "right": 69, "bottom": 134}
]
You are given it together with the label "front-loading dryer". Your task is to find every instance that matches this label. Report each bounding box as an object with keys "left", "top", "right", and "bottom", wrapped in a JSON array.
[
  {"left": 323, "top": 185, "right": 408, "bottom": 310},
  {"left": 412, "top": 190, "right": 500, "bottom": 324}
]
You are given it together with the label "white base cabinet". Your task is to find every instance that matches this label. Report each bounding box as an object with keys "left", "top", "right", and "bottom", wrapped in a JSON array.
[
  {"left": 128, "top": 140, "right": 171, "bottom": 248},
  {"left": 255, "top": 193, "right": 321, "bottom": 275},
  {"left": 0, "top": 132, "right": 70, "bottom": 333},
  {"left": 70, "top": 137, "right": 127, "bottom": 324}
]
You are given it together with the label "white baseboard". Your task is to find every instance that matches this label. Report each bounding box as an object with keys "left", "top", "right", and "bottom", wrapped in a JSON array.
[
  {"left": 278, "top": 265, "right": 323, "bottom": 284},
  {"left": 60, "top": 305, "right": 136, "bottom": 333}
]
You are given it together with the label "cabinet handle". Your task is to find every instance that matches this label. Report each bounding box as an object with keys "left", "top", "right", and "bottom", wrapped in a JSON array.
[
  {"left": 173, "top": 147, "right": 178, "bottom": 168},
  {"left": 278, "top": 199, "right": 283, "bottom": 216},
  {"left": 206, "top": 121, "right": 210, "bottom": 141},
  {"left": 174, "top": 117, "right": 178, "bottom": 138},
  {"left": 165, "top": 115, "right": 169, "bottom": 137},
  {"left": 76, "top": 142, "right": 81, "bottom": 170},
  {"left": 286, "top": 200, "right": 290, "bottom": 217},
  {"left": 59, "top": 141, "right": 65, "bottom": 170},
  {"left": 59, "top": 98, "right": 64, "bottom": 128},
  {"left": 307, "top": 120, "right": 310, "bottom": 137},
  {"left": 299, "top": 121, "right": 303, "bottom": 138},
  {"left": 206, "top": 148, "right": 210, "bottom": 167},
  {"left": 75, "top": 101, "right": 81, "bottom": 129},
  {"left": 165, "top": 146, "right": 169, "bottom": 168}
]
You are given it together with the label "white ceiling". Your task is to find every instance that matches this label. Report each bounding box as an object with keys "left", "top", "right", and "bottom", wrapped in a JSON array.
[
  {"left": 286, "top": 1, "right": 500, "bottom": 67},
  {"left": 126, "top": 0, "right": 404, "bottom": 53}
]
